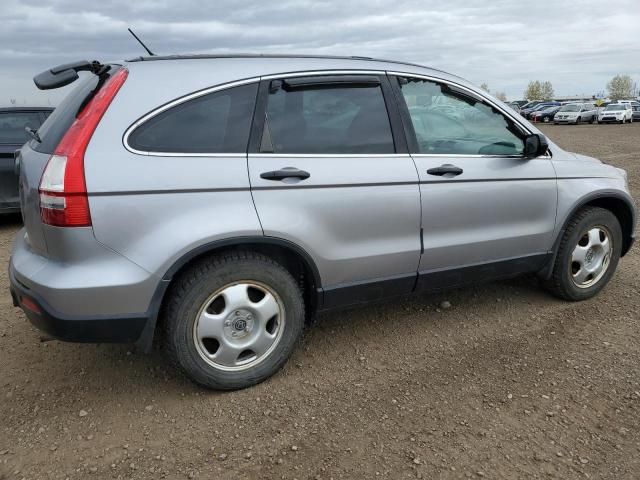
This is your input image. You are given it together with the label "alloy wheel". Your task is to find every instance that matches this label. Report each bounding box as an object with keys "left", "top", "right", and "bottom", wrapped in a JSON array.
[
  {"left": 193, "top": 281, "right": 285, "bottom": 371},
  {"left": 570, "top": 226, "right": 612, "bottom": 288}
]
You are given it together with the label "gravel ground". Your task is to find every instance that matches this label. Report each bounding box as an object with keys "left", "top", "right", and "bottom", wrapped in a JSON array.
[{"left": 1, "top": 123, "right": 639, "bottom": 480}]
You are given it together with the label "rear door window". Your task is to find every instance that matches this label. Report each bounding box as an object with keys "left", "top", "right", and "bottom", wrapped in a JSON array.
[
  {"left": 0, "top": 111, "right": 44, "bottom": 144},
  {"left": 128, "top": 83, "right": 258, "bottom": 154},
  {"left": 262, "top": 80, "right": 395, "bottom": 154}
]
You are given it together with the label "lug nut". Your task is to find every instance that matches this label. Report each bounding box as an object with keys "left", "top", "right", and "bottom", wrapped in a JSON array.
[{"left": 225, "top": 321, "right": 231, "bottom": 326}]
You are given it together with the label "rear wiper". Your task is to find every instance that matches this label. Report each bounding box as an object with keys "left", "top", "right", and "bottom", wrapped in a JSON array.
[
  {"left": 25, "top": 126, "right": 41, "bottom": 143},
  {"left": 33, "top": 60, "right": 110, "bottom": 90}
]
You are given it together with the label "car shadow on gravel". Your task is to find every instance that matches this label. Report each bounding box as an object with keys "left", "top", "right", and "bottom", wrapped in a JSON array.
[{"left": 17, "top": 273, "right": 562, "bottom": 397}]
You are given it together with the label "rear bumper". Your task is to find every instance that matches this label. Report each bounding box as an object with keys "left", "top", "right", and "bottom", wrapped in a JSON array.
[
  {"left": 9, "top": 227, "right": 162, "bottom": 344},
  {"left": 10, "top": 264, "right": 148, "bottom": 343}
]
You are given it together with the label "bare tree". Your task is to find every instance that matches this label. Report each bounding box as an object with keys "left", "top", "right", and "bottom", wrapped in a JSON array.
[
  {"left": 524, "top": 81, "right": 542, "bottom": 100},
  {"left": 524, "top": 80, "right": 554, "bottom": 101},
  {"left": 540, "top": 81, "right": 554, "bottom": 101},
  {"left": 480, "top": 82, "right": 490, "bottom": 93},
  {"left": 607, "top": 74, "right": 634, "bottom": 100},
  {"left": 495, "top": 91, "right": 508, "bottom": 102}
]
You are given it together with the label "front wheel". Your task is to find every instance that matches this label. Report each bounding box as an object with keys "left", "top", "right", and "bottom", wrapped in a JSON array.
[
  {"left": 542, "top": 207, "right": 622, "bottom": 301},
  {"left": 163, "top": 252, "right": 305, "bottom": 390}
]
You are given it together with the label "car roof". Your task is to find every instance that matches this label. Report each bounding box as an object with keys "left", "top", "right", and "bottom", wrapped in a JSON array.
[{"left": 123, "top": 53, "right": 468, "bottom": 84}]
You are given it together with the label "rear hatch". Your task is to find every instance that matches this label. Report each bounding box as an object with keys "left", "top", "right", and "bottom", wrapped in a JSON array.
[{"left": 18, "top": 64, "right": 120, "bottom": 254}]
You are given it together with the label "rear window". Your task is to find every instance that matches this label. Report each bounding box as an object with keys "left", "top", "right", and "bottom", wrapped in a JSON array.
[
  {"left": 0, "top": 111, "right": 44, "bottom": 144},
  {"left": 127, "top": 83, "right": 258, "bottom": 154},
  {"left": 33, "top": 73, "right": 103, "bottom": 153}
]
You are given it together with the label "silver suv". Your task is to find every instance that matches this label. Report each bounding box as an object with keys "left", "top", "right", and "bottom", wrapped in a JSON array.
[{"left": 10, "top": 55, "right": 635, "bottom": 390}]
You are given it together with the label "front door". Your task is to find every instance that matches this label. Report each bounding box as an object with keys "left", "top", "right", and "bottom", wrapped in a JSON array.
[
  {"left": 390, "top": 74, "right": 558, "bottom": 290},
  {"left": 248, "top": 73, "right": 422, "bottom": 308}
]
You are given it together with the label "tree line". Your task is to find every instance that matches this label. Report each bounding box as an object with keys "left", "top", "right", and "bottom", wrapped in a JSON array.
[{"left": 481, "top": 74, "right": 636, "bottom": 102}]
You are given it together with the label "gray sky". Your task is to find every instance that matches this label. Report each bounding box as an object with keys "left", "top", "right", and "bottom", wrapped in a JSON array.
[{"left": 2, "top": 0, "right": 639, "bottom": 105}]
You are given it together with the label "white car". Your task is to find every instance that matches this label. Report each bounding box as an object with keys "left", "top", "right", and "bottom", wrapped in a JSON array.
[
  {"left": 598, "top": 103, "right": 633, "bottom": 124},
  {"left": 553, "top": 103, "right": 597, "bottom": 124}
]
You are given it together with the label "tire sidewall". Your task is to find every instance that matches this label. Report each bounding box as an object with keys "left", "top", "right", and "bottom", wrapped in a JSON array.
[
  {"left": 168, "top": 256, "right": 304, "bottom": 390},
  {"left": 556, "top": 209, "right": 622, "bottom": 300}
]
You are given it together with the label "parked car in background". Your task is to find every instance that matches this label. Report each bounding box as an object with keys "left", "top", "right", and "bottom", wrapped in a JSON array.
[
  {"left": 10, "top": 55, "right": 636, "bottom": 390},
  {"left": 598, "top": 103, "right": 633, "bottom": 124},
  {"left": 616, "top": 100, "right": 640, "bottom": 107},
  {"left": 553, "top": 103, "right": 598, "bottom": 124},
  {"left": 522, "top": 102, "right": 561, "bottom": 119},
  {"left": 508, "top": 100, "right": 529, "bottom": 112},
  {"left": 0, "top": 107, "right": 53, "bottom": 213},
  {"left": 632, "top": 105, "right": 640, "bottom": 122},
  {"left": 531, "top": 105, "right": 561, "bottom": 123}
]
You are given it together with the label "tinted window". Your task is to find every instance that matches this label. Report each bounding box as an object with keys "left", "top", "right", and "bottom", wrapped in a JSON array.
[
  {"left": 397, "top": 77, "right": 524, "bottom": 156},
  {"left": 263, "top": 81, "right": 394, "bottom": 154},
  {"left": 34, "top": 72, "right": 103, "bottom": 154},
  {"left": 128, "top": 83, "right": 258, "bottom": 153},
  {"left": 0, "top": 111, "right": 44, "bottom": 144}
]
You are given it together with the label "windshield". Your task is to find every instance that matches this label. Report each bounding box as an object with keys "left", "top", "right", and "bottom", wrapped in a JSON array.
[
  {"left": 605, "top": 104, "right": 624, "bottom": 111},
  {"left": 559, "top": 104, "right": 580, "bottom": 112},
  {"left": 0, "top": 111, "right": 44, "bottom": 144}
]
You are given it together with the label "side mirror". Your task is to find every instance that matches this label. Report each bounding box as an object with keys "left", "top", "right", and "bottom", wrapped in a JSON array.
[{"left": 524, "top": 133, "right": 549, "bottom": 158}]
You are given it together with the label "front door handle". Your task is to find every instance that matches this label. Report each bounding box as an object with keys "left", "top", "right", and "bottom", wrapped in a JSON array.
[
  {"left": 426, "top": 164, "right": 463, "bottom": 176},
  {"left": 260, "top": 167, "right": 311, "bottom": 181}
]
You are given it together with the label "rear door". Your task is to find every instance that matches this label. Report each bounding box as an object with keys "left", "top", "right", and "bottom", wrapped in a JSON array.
[
  {"left": 390, "top": 74, "right": 557, "bottom": 290},
  {"left": 247, "top": 73, "right": 422, "bottom": 308}
]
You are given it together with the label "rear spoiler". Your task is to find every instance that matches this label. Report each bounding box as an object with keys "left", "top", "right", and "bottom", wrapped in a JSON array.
[{"left": 33, "top": 60, "right": 109, "bottom": 90}]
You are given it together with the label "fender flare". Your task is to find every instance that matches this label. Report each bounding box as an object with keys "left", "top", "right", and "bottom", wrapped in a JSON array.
[
  {"left": 538, "top": 190, "right": 636, "bottom": 279},
  {"left": 136, "top": 236, "right": 323, "bottom": 352}
]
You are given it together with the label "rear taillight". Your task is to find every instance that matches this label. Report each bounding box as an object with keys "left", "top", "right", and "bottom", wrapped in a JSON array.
[{"left": 39, "top": 68, "right": 128, "bottom": 227}]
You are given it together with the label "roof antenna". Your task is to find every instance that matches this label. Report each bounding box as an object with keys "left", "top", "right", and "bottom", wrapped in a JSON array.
[{"left": 128, "top": 28, "right": 156, "bottom": 56}]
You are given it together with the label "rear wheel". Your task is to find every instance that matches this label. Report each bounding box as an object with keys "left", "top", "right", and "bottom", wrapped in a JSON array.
[
  {"left": 543, "top": 116, "right": 550, "bottom": 123},
  {"left": 163, "top": 252, "right": 305, "bottom": 390},
  {"left": 543, "top": 207, "right": 621, "bottom": 301},
  {"left": 576, "top": 116, "right": 581, "bottom": 125}
]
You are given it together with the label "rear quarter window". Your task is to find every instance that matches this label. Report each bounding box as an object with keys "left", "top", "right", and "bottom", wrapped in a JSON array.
[{"left": 127, "top": 83, "right": 258, "bottom": 154}]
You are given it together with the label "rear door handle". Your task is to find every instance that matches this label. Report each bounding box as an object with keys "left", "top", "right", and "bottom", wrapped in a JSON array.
[
  {"left": 426, "top": 164, "right": 463, "bottom": 176},
  {"left": 260, "top": 167, "right": 311, "bottom": 181}
]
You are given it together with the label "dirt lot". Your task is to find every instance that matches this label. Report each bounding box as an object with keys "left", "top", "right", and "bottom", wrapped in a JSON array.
[{"left": 1, "top": 123, "right": 639, "bottom": 480}]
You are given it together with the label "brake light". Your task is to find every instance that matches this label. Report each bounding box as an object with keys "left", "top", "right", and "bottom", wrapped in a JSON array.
[{"left": 39, "top": 68, "right": 128, "bottom": 227}]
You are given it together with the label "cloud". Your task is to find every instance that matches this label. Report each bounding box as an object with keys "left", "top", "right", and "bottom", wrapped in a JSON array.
[{"left": 1, "top": 0, "right": 639, "bottom": 105}]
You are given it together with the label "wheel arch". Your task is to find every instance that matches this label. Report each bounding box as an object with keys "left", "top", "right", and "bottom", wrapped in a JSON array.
[
  {"left": 136, "top": 236, "right": 323, "bottom": 352},
  {"left": 538, "top": 191, "right": 636, "bottom": 279}
]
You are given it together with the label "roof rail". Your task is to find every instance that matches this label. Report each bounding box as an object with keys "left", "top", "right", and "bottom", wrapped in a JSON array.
[{"left": 124, "top": 53, "right": 456, "bottom": 78}]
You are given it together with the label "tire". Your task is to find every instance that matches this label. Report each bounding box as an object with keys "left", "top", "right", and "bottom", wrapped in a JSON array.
[
  {"left": 576, "top": 116, "right": 581, "bottom": 125},
  {"left": 543, "top": 207, "right": 622, "bottom": 301},
  {"left": 163, "top": 251, "right": 305, "bottom": 390},
  {"left": 543, "top": 116, "right": 550, "bottom": 123},
  {"left": 589, "top": 116, "right": 595, "bottom": 124}
]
